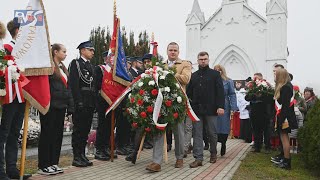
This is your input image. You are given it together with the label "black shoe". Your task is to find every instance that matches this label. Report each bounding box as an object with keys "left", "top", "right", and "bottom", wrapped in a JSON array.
[
  {"left": 72, "top": 156, "right": 87, "bottom": 167},
  {"left": 221, "top": 143, "right": 226, "bottom": 156},
  {"left": 95, "top": 149, "right": 110, "bottom": 161},
  {"left": 106, "top": 148, "right": 118, "bottom": 159},
  {"left": 81, "top": 154, "right": 93, "bottom": 166},
  {"left": 271, "top": 154, "right": 284, "bottom": 164},
  {"left": 7, "top": 169, "right": 32, "bottom": 179},
  {"left": 124, "top": 145, "right": 134, "bottom": 153},
  {"left": 276, "top": 158, "right": 291, "bottom": 170},
  {"left": 117, "top": 147, "right": 129, "bottom": 155},
  {"left": 125, "top": 152, "right": 137, "bottom": 164},
  {"left": 167, "top": 145, "right": 172, "bottom": 152},
  {"left": 143, "top": 142, "right": 153, "bottom": 149},
  {"left": 204, "top": 143, "right": 209, "bottom": 150}
]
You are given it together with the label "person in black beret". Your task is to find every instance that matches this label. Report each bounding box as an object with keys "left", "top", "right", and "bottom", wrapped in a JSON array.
[
  {"left": 68, "top": 41, "right": 96, "bottom": 167},
  {"left": 142, "top": 54, "right": 153, "bottom": 69},
  {"left": 129, "top": 57, "right": 143, "bottom": 79}
]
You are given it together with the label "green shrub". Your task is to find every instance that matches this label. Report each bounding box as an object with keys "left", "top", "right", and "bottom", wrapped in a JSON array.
[{"left": 298, "top": 100, "right": 320, "bottom": 171}]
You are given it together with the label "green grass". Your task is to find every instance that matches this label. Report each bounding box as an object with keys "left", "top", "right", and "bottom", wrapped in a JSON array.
[{"left": 233, "top": 150, "right": 320, "bottom": 180}]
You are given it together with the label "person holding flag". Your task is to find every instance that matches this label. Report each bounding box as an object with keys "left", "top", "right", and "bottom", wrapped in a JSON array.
[
  {"left": 94, "top": 51, "right": 117, "bottom": 161},
  {"left": 0, "top": 18, "right": 31, "bottom": 180},
  {"left": 68, "top": 41, "right": 96, "bottom": 167}
]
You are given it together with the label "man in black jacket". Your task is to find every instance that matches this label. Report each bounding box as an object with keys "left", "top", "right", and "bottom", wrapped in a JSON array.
[
  {"left": 245, "top": 73, "right": 273, "bottom": 153},
  {"left": 68, "top": 41, "right": 96, "bottom": 167},
  {"left": 187, "top": 51, "right": 225, "bottom": 168}
]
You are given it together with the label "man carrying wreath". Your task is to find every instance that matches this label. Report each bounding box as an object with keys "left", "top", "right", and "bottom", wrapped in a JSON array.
[{"left": 145, "top": 42, "right": 192, "bottom": 172}]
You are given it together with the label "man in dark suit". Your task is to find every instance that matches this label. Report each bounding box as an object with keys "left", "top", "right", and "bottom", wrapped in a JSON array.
[
  {"left": 94, "top": 51, "right": 113, "bottom": 161},
  {"left": 187, "top": 51, "right": 225, "bottom": 168},
  {"left": 68, "top": 41, "right": 96, "bottom": 167},
  {"left": 129, "top": 57, "right": 143, "bottom": 79}
]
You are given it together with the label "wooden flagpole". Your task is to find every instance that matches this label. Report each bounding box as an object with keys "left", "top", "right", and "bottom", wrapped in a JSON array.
[
  {"left": 19, "top": 101, "right": 30, "bottom": 180},
  {"left": 136, "top": 133, "right": 146, "bottom": 160}
]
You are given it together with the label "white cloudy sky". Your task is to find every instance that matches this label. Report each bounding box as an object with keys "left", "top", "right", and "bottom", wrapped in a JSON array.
[{"left": 1, "top": 0, "right": 319, "bottom": 94}]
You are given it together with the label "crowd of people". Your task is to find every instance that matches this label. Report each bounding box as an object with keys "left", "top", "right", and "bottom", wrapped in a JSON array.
[{"left": 0, "top": 17, "right": 318, "bottom": 180}]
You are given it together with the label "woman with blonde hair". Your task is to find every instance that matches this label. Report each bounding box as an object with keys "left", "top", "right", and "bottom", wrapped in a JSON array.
[
  {"left": 274, "top": 68, "right": 297, "bottom": 169},
  {"left": 213, "top": 65, "right": 238, "bottom": 156}
]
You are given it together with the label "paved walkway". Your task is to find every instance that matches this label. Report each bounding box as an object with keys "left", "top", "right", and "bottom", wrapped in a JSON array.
[{"left": 30, "top": 139, "right": 250, "bottom": 180}]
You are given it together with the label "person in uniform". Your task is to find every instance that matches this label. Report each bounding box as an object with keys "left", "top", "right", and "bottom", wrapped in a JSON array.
[
  {"left": 68, "top": 41, "right": 95, "bottom": 167},
  {"left": 0, "top": 18, "right": 32, "bottom": 180},
  {"left": 146, "top": 42, "right": 192, "bottom": 172},
  {"left": 129, "top": 57, "right": 143, "bottom": 79}
]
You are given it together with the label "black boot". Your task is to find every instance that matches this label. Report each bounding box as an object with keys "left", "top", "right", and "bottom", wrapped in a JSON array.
[
  {"left": 221, "top": 143, "right": 226, "bottom": 156},
  {"left": 276, "top": 158, "right": 291, "bottom": 170},
  {"left": 106, "top": 148, "right": 118, "bottom": 159},
  {"left": 72, "top": 148, "right": 87, "bottom": 167},
  {"left": 81, "top": 146, "right": 93, "bottom": 166},
  {"left": 125, "top": 152, "right": 138, "bottom": 164},
  {"left": 95, "top": 148, "right": 110, "bottom": 161},
  {"left": 204, "top": 143, "right": 209, "bottom": 150}
]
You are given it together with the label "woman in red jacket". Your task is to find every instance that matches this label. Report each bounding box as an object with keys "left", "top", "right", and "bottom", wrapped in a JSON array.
[{"left": 274, "top": 68, "right": 297, "bottom": 169}]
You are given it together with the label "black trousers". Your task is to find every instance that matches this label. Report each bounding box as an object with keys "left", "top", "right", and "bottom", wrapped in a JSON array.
[
  {"left": 203, "top": 125, "right": 209, "bottom": 145},
  {"left": 166, "top": 130, "right": 172, "bottom": 146},
  {"left": 115, "top": 105, "right": 131, "bottom": 147},
  {"left": 38, "top": 108, "right": 65, "bottom": 169},
  {"left": 95, "top": 96, "right": 111, "bottom": 150},
  {"left": 251, "top": 112, "right": 271, "bottom": 150},
  {"left": 240, "top": 119, "right": 252, "bottom": 143},
  {"left": 0, "top": 99, "right": 25, "bottom": 175},
  {"left": 72, "top": 106, "right": 94, "bottom": 155}
]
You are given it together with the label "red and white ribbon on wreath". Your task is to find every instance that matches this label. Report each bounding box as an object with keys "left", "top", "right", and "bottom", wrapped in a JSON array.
[
  {"left": 275, "top": 93, "right": 295, "bottom": 116},
  {"left": 150, "top": 66, "right": 168, "bottom": 130},
  {"left": 4, "top": 66, "right": 25, "bottom": 104}
]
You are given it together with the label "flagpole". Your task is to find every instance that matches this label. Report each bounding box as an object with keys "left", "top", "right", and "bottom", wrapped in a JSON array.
[{"left": 19, "top": 101, "right": 30, "bottom": 180}]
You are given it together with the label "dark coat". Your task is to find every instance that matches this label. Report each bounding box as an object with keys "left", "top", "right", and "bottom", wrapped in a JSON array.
[
  {"left": 276, "top": 82, "right": 298, "bottom": 130},
  {"left": 68, "top": 58, "right": 96, "bottom": 108},
  {"left": 129, "top": 67, "right": 142, "bottom": 79},
  {"left": 245, "top": 91, "right": 273, "bottom": 121},
  {"left": 187, "top": 66, "right": 225, "bottom": 116},
  {"left": 49, "top": 72, "right": 74, "bottom": 112}
]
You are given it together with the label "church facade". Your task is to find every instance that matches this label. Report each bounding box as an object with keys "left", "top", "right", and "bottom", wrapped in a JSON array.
[{"left": 186, "top": 0, "right": 288, "bottom": 82}]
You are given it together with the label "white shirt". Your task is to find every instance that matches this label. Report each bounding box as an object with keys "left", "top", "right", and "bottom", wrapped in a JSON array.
[
  {"left": 167, "top": 60, "right": 176, "bottom": 68},
  {"left": 81, "top": 56, "right": 89, "bottom": 62},
  {"left": 132, "top": 67, "right": 139, "bottom": 74}
]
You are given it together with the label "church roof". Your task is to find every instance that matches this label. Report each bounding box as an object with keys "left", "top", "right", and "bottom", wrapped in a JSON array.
[
  {"left": 201, "top": 3, "right": 266, "bottom": 30},
  {"left": 191, "top": 0, "right": 202, "bottom": 14}
]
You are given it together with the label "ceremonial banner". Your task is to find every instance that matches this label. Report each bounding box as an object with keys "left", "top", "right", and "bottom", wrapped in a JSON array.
[
  {"left": 101, "top": 17, "right": 131, "bottom": 104},
  {"left": 12, "top": 0, "right": 53, "bottom": 76},
  {"left": 112, "top": 19, "right": 131, "bottom": 86},
  {"left": 12, "top": 0, "right": 52, "bottom": 114}
]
